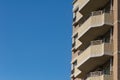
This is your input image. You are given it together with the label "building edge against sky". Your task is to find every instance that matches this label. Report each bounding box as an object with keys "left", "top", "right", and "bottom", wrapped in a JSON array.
[{"left": 71, "top": 0, "right": 120, "bottom": 80}]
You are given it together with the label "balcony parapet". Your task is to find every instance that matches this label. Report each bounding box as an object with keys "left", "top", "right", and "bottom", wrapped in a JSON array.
[
  {"left": 86, "top": 71, "right": 113, "bottom": 80},
  {"left": 71, "top": 66, "right": 81, "bottom": 78},
  {"left": 76, "top": 41, "right": 113, "bottom": 68},
  {"left": 74, "top": 10, "right": 113, "bottom": 41}
]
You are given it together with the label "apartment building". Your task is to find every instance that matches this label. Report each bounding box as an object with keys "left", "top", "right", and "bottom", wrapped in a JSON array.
[{"left": 71, "top": 0, "right": 120, "bottom": 80}]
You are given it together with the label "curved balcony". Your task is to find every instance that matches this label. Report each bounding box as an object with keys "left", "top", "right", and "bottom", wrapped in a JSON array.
[
  {"left": 79, "top": 0, "right": 110, "bottom": 15},
  {"left": 75, "top": 41, "right": 113, "bottom": 78},
  {"left": 76, "top": 11, "right": 113, "bottom": 47}
]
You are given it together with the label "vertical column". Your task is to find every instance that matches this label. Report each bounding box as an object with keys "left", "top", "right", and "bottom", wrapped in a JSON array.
[
  {"left": 113, "top": 0, "right": 120, "bottom": 80},
  {"left": 118, "top": 0, "right": 120, "bottom": 79}
]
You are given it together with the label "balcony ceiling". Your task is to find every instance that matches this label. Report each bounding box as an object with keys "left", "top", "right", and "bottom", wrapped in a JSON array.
[
  {"left": 80, "top": 0, "right": 110, "bottom": 15},
  {"left": 77, "top": 55, "right": 112, "bottom": 78},
  {"left": 78, "top": 25, "right": 112, "bottom": 49}
]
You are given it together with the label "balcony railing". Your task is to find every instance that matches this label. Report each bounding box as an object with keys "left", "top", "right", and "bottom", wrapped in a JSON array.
[
  {"left": 87, "top": 71, "right": 111, "bottom": 77},
  {"left": 89, "top": 71, "right": 103, "bottom": 77},
  {"left": 91, "top": 40, "right": 103, "bottom": 45},
  {"left": 86, "top": 71, "right": 113, "bottom": 80}
]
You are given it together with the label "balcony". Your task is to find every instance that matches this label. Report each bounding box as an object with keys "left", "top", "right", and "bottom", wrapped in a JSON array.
[
  {"left": 74, "top": 41, "right": 113, "bottom": 78},
  {"left": 72, "top": 12, "right": 83, "bottom": 26},
  {"left": 72, "top": 0, "right": 83, "bottom": 26},
  {"left": 71, "top": 66, "right": 81, "bottom": 78},
  {"left": 86, "top": 71, "right": 113, "bottom": 80},
  {"left": 78, "top": 0, "right": 90, "bottom": 14},
  {"left": 79, "top": 0, "right": 110, "bottom": 15},
  {"left": 75, "top": 11, "right": 113, "bottom": 49}
]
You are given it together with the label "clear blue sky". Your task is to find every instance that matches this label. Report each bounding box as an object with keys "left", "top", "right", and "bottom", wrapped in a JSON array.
[{"left": 0, "top": 0, "right": 72, "bottom": 80}]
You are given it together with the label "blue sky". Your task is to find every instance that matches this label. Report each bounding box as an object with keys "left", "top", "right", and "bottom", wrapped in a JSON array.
[{"left": 0, "top": 0, "right": 72, "bottom": 80}]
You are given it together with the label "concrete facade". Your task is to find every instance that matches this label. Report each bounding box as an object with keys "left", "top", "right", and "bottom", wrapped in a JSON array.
[{"left": 71, "top": 0, "right": 120, "bottom": 80}]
